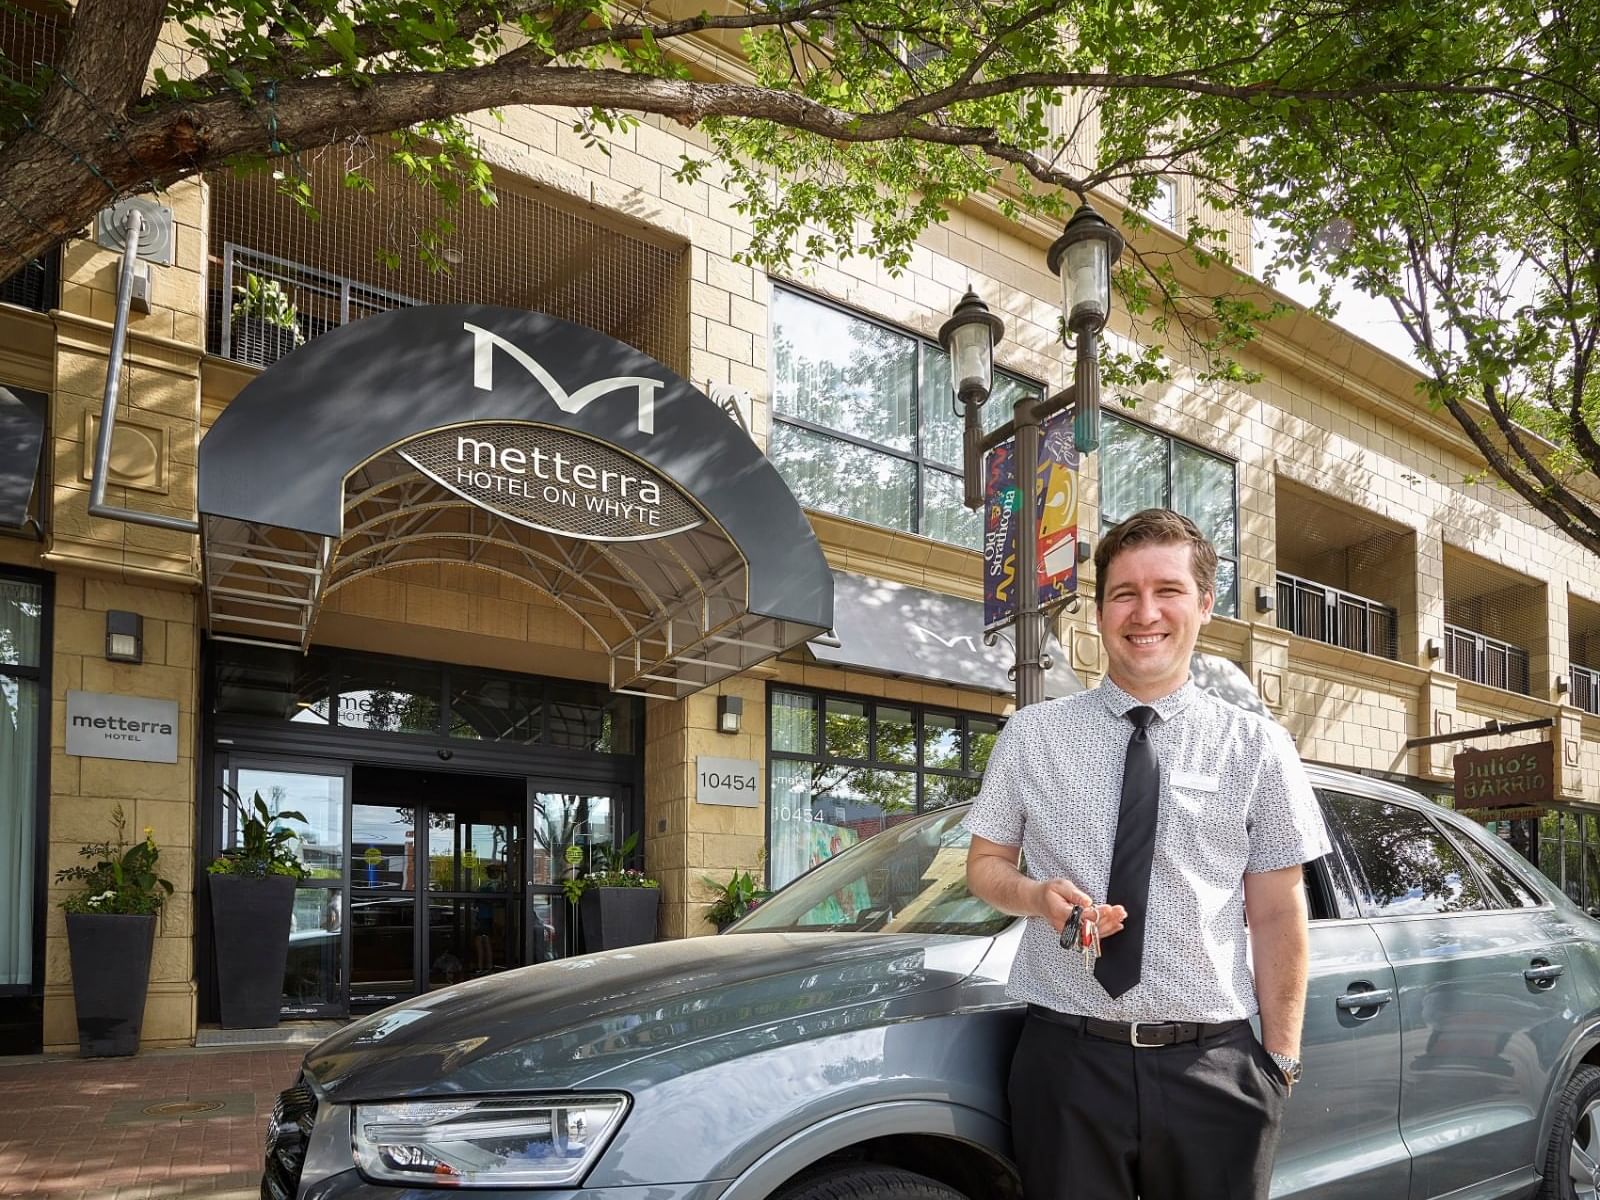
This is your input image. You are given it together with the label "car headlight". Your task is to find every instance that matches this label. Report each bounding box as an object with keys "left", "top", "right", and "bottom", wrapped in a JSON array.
[{"left": 353, "top": 1094, "right": 629, "bottom": 1187}]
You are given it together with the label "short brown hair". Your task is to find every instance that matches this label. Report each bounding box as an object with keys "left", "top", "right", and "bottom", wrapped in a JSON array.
[{"left": 1094, "top": 508, "right": 1217, "bottom": 607}]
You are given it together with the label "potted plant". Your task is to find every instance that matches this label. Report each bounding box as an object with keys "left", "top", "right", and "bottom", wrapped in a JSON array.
[
  {"left": 564, "top": 833, "right": 660, "bottom": 951},
  {"left": 56, "top": 805, "right": 174, "bottom": 1057},
  {"left": 207, "top": 788, "right": 308, "bottom": 1028},
  {"left": 703, "top": 869, "right": 769, "bottom": 932},
  {"left": 230, "top": 273, "right": 304, "bottom": 367}
]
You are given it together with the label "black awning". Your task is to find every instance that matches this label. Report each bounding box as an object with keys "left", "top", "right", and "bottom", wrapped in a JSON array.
[
  {"left": 197, "top": 305, "right": 832, "bottom": 696},
  {"left": 811, "top": 571, "right": 1085, "bottom": 697},
  {"left": 0, "top": 386, "right": 46, "bottom": 529}
]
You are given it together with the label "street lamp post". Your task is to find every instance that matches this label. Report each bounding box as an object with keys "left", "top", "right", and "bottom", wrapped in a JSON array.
[{"left": 940, "top": 202, "right": 1125, "bottom": 710}]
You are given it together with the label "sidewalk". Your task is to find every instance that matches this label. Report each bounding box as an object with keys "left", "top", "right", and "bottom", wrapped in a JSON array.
[{"left": 0, "top": 1045, "right": 306, "bottom": 1200}]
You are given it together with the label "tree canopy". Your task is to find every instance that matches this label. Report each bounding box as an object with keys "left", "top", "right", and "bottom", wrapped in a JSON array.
[{"left": 1, "top": 0, "right": 1597, "bottom": 542}]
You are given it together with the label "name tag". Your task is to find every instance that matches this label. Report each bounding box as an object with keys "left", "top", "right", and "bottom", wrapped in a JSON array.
[{"left": 1170, "top": 771, "right": 1220, "bottom": 793}]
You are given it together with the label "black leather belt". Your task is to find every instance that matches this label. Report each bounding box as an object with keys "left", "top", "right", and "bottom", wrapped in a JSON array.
[{"left": 1027, "top": 1004, "right": 1247, "bottom": 1047}]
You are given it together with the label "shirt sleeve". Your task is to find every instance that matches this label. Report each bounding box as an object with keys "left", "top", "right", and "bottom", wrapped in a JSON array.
[
  {"left": 962, "top": 709, "right": 1030, "bottom": 847},
  {"left": 1245, "top": 720, "right": 1332, "bottom": 874}
]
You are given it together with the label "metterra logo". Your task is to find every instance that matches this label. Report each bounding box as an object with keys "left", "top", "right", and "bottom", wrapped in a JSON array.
[{"left": 463, "top": 322, "right": 664, "bottom": 434}]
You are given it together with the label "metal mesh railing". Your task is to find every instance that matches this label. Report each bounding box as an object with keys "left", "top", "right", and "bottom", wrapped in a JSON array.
[
  {"left": 0, "top": 252, "right": 54, "bottom": 311},
  {"left": 1276, "top": 572, "right": 1399, "bottom": 659},
  {"left": 1573, "top": 664, "right": 1600, "bottom": 715},
  {"left": 206, "top": 144, "right": 689, "bottom": 373},
  {"left": 1445, "top": 623, "right": 1531, "bottom": 694}
]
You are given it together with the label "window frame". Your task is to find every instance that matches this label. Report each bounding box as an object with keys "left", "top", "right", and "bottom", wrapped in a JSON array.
[
  {"left": 1099, "top": 409, "right": 1241, "bottom": 617},
  {"left": 765, "top": 683, "right": 1003, "bottom": 889},
  {"left": 767, "top": 282, "right": 1044, "bottom": 547},
  {"left": 0, "top": 567, "right": 51, "bottom": 1024}
]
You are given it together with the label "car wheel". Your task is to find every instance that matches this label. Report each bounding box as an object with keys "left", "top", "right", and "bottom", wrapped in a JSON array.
[
  {"left": 1543, "top": 1064, "right": 1600, "bottom": 1200},
  {"left": 774, "top": 1166, "right": 968, "bottom": 1200}
]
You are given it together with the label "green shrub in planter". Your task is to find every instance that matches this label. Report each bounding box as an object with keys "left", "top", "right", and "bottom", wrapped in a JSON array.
[
  {"left": 56, "top": 805, "right": 174, "bottom": 1056},
  {"left": 207, "top": 788, "right": 309, "bottom": 1028},
  {"left": 563, "top": 834, "right": 660, "bottom": 952}
]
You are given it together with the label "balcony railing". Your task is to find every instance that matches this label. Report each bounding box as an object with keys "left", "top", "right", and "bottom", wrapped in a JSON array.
[
  {"left": 1276, "top": 572, "right": 1399, "bottom": 659},
  {"left": 1444, "top": 623, "right": 1530, "bottom": 694},
  {"left": 210, "top": 244, "right": 418, "bottom": 367},
  {"left": 1573, "top": 664, "right": 1600, "bottom": 715}
]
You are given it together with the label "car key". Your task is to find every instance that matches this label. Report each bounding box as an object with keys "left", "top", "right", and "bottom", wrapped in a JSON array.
[
  {"left": 1080, "top": 910, "right": 1101, "bottom": 971},
  {"left": 1060, "top": 903, "right": 1083, "bottom": 950}
]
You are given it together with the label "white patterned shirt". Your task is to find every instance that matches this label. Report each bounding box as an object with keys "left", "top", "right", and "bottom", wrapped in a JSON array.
[{"left": 964, "top": 677, "right": 1330, "bottom": 1023}]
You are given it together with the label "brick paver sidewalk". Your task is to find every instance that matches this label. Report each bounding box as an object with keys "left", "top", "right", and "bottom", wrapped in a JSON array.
[{"left": 0, "top": 1046, "right": 305, "bottom": 1200}]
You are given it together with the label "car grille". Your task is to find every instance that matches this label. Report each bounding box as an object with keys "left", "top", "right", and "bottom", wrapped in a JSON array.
[{"left": 261, "top": 1080, "right": 317, "bottom": 1200}]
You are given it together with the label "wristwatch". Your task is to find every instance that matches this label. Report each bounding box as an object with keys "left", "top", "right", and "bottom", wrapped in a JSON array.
[{"left": 1267, "top": 1051, "right": 1303, "bottom": 1086}]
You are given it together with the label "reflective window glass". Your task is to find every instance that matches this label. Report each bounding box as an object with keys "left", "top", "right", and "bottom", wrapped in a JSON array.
[
  {"left": 352, "top": 803, "right": 415, "bottom": 889},
  {"left": 284, "top": 888, "right": 343, "bottom": 1013},
  {"left": 922, "top": 468, "right": 979, "bottom": 550},
  {"left": 1443, "top": 826, "right": 1543, "bottom": 908},
  {"left": 771, "top": 289, "right": 917, "bottom": 451},
  {"left": 336, "top": 661, "right": 440, "bottom": 734},
  {"left": 923, "top": 712, "right": 962, "bottom": 770},
  {"left": 0, "top": 575, "right": 40, "bottom": 989},
  {"left": 770, "top": 422, "right": 917, "bottom": 532},
  {"left": 825, "top": 697, "right": 870, "bottom": 760},
  {"left": 214, "top": 643, "right": 332, "bottom": 723},
  {"left": 771, "top": 690, "right": 817, "bottom": 754},
  {"left": 969, "top": 718, "right": 1002, "bottom": 773},
  {"left": 233, "top": 767, "right": 346, "bottom": 878},
  {"left": 0, "top": 579, "right": 42, "bottom": 667},
  {"left": 449, "top": 670, "right": 541, "bottom": 743},
  {"left": 877, "top": 705, "right": 916, "bottom": 765},
  {"left": 1324, "top": 791, "right": 1488, "bottom": 917}
]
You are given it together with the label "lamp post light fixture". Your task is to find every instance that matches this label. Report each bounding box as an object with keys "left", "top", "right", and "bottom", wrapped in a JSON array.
[{"left": 943, "top": 200, "right": 1123, "bottom": 710}]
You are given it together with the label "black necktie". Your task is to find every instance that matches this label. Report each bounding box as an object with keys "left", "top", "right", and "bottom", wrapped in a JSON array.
[{"left": 1095, "top": 705, "right": 1160, "bottom": 998}]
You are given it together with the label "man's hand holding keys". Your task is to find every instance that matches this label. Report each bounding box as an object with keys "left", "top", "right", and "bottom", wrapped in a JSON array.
[{"left": 1034, "top": 877, "right": 1127, "bottom": 945}]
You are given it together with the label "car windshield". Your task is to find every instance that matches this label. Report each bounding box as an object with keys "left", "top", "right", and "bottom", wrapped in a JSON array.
[{"left": 727, "top": 805, "right": 1011, "bottom": 937}]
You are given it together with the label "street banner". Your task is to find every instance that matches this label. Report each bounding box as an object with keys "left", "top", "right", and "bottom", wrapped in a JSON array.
[{"left": 983, "top": 411, "right": 1079, "bottom": 630}]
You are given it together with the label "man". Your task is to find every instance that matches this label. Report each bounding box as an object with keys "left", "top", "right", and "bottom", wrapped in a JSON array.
[{"left": 964, "top": 508, "right": 1329, "bottom": 1200}]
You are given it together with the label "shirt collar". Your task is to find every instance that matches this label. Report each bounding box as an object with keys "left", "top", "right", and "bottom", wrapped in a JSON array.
[{"left": 1097, "top": 676, "right": 1199, "bottom": 724}]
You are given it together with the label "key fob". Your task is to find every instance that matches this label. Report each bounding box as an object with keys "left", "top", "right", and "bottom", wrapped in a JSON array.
[{"left": 1060, "top": 904, "right": 1083, "bottom": 950}]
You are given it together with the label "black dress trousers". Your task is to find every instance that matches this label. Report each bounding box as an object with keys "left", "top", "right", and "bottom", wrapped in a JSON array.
[{"left": 1007, "top": 1010, "right": 1288, "bottom": 1200}]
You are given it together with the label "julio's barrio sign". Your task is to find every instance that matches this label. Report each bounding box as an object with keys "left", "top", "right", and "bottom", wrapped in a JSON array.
[
  {"left": 400, "top": 422, "right": 706, "bottom": 542},
  {"left": 1455, "top": 740, "right": 1555, "bottom": 809},
  {"left": 65, "top": 690, "right": 179, "bottom": 763}
]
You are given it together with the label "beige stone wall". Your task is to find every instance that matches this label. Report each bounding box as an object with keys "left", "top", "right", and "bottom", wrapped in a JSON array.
[{"left": 45, "top": 575, "right": 200, "bottom": 1051}]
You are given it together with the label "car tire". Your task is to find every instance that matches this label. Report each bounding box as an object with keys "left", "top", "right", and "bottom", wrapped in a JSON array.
[
  {"left": 1541, "top": 1063, "right": 1600, "bottom": 1199},
  {"left": 774, "top": 1165, "right": 969, "bottom": 1200}
]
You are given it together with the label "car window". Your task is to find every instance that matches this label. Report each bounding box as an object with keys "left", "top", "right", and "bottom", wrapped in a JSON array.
[
  {"left": 730, "top": 806, "right": 1011, "bottom": 937},
  {"left": 1441, "top": 824, "right": 1545, "bottom": 908},
  {"left": 1322, "top": 791, "right": 1489, "bottom": 917}
]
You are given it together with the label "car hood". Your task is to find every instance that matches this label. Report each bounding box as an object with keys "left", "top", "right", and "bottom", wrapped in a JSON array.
[{"left": 303, "top": 932, "right": 992, "bottom": 1101}]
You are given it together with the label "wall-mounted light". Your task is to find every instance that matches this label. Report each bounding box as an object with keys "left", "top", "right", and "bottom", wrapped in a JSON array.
[
  {"left": 717, "top": 694, "right": 743, "bottom": 734},
  {"left": 1558, "top": 677, "right": 1571, "bottom": 696},
  {"left": 105, "top": 610, "right": 143, "bottom": 664},
  {"left": 1426, "top": 638, "right": 1442, "bottom": 660},
  {"left": 1077, "top": 536, "right": 1093, "bottom": 565},
  {"left": 1254, "top": 586, "right": 1276, "bottom": 614}
]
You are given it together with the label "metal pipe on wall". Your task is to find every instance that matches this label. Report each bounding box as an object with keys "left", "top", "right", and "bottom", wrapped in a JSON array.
[{"left": 88, "top": 206, "right": 201, "bottom": 534}]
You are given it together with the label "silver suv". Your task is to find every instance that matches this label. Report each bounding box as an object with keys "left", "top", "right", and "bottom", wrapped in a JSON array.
[{"left": 265, "top": 766, "right": 1600, "bottom": 1200}]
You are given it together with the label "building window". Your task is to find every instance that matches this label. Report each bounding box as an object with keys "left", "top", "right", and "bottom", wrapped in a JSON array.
[
  {"left": 1142, "top": 177, "right": 1178, "bottom": 231},
  {"left": 1100, "top": 412, "right": 1239, "bottom": 616},
  {"left": 767, "top": 686, "right": 1001, "bottom": 890},
  {"left": 769, "top": 286, "right": 1041, "bottom": 550},
  {"left": 0, "top": 573, "right": 44, "bottom": 995}
]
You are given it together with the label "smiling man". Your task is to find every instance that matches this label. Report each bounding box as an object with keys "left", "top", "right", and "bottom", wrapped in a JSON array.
[{"left": 964, "top": 508, "right": 1329, "bottom": 1200}]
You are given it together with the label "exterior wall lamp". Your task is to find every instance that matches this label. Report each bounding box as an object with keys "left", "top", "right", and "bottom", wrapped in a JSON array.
[
  {"left": 1557, "top": 677, "right": 1570, "bottom": 696},
  {"left": 105, "top": 610, "right": 143, "bottom": 664},
  {"left": 717, "top": 694, "right": 743, "bottom": 734},
  {"left": 1255, "top": 586, "right": 1276, "bottom": 614},
  {"left": 940, "top": 200, "right": 1124, "bottom": 710},
  {"left": 1426, "top": 638, "right": 1442, "bottom": 660}
]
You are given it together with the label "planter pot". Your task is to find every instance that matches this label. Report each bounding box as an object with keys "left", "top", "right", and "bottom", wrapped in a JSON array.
[
  {"left": 209, "top": 874, "right": 296, "bottom": 1028},
  {"left": 65, "top": 912, "right": 155, "bottom": 1057},
  {"left": 231, "top": 315, "right": 300, "bottom": 367},
  {"left": 579, "top": 887, "right": 660, "bottom": 952}
]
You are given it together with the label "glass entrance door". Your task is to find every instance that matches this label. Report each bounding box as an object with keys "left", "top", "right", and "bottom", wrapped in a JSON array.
[
  {"left": 528, "top": 786, "right": 627, "bottom": 959},
  {"left": 350, "top": 766, "right": 524, "bottom": 1007}
]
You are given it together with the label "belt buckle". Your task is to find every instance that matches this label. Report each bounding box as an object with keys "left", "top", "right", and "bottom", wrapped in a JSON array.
[{"left": 1129, "top": 1021, "right": 1162, "bottom": 1048}]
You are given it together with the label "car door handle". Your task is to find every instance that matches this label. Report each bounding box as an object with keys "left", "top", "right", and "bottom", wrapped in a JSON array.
[
  {"left": 1524, "top": 962, "right": 1565, "bottom": 986},
  {"left": 1336, "top": 987, "right": 1393, "bottom": 1012}
]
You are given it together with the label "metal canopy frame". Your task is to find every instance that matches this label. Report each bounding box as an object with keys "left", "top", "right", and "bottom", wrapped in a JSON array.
[{"left": 203, "top": 447, "right": 808, "bottom": 698}]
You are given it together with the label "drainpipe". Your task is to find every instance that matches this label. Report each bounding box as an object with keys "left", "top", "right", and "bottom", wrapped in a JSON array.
[{"left": 88, "top": 206, "right": 201, "bottom": 534}]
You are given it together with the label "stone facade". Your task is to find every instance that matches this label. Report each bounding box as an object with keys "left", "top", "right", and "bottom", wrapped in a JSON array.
[{"left": 2, "top": 92, "right": 1596, "bottom": 1052}]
